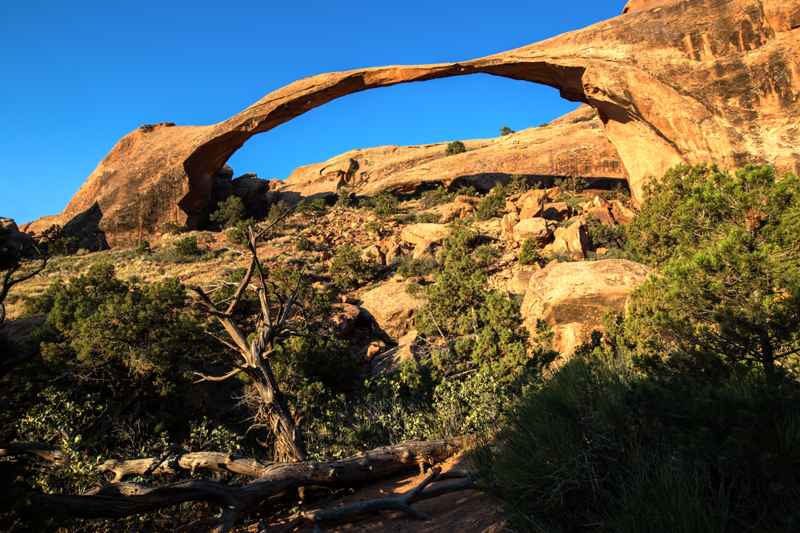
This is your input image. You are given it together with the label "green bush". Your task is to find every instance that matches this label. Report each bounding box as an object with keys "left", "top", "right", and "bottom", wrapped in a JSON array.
[
  {"left": 475, "top": 185, "right": 507, "bottom": 220},
  {"left": 329, "top": 245, "right": 376, "bottom": 290},
  {"left": 135, "top": 240, "right": 151, "bottom": 255},
  {"left": 173, "top": 235, "right": 201, "bottom": 258},
  {"left": 500, "top": 126, "right": 515, "bottom": 136},
  {"left": 483, "top": 351, "right": 800, "bottom": 533},
  {"left": 518, "top": 238, "right": 540, "bottom": 265},
  {"left": 209, "top": 196, "right": 246, "bottom": 228},
  {"left": 225, "top": 218, "right": 254, "bottom": 246},
  {"left": 622, "top": 165, "right": 800, "bottom": 378},
  {"left": 420, "top": 186, "right": 454, "bottom": 208},
  {"left": 585, "top": 215, "right": 626, "bottom": 250},
  {"left": 397, "top": 256, "right": 438, "bottom": 278},
  {"left": 446, "top": 141, "right": 466, "bottom": 156},
  {"left": 364, "top": 192, "right": 399, "bottom": 218}
]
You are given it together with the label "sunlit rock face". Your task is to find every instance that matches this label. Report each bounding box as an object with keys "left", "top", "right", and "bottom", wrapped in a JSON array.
[{"left": 27, "top": 0, "right": 800, "bottom": 246}]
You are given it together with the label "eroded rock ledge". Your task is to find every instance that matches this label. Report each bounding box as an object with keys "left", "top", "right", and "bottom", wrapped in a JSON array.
[{"left": 27, "top": 0, "right": 800, "bottom": 245}]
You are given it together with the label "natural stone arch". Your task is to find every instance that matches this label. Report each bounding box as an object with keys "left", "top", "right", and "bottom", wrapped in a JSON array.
[{"left": 28, "top": 0, "right": 800, "bottom": 245}]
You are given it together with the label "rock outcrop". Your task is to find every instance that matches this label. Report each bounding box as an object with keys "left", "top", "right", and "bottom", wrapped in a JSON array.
[
  {"left": 27, "top": 0, "right": 800, "bottom": 245},
  {"left": 521, "top": 259, "right": 652, "bottom": 356},
  {"left": 0, "top": 218, "right": 35, "bottom": 269},
  {"left": 282, "top": 106, "right": 625, "bottom": 198},
  {"left": 359, "top": 278, "right": 425, "bottom": 340}
]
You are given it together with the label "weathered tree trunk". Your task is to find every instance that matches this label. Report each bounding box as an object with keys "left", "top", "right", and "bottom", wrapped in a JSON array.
[{"left": 17, "top": 438, "right": 466, "bottom": 528}]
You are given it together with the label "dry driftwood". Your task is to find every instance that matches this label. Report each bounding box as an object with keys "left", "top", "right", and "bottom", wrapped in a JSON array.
[{"left": 22, "top": 438, "right": 466, "bottom": 530}]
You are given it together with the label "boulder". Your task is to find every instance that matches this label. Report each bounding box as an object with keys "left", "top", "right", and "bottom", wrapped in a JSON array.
[
  {"left": 329, "top": 303, "right": 362, "bottom": 337},
  {"left": 517, "top": 189, "right": 548, "bottom": 220},
  {"left": 370, "top": 330, "right": 420, "bottom": 375},
  {"left": 542, "top": 221, "right": 590, "bottom": 260},
  {"left": 521, "top": 259, "right": 652, "bottom": 356},
  {"left": 610, "top": 200, "right": 636, "bottom": 225},
  {"left": 512, "top": 217, "right": 552, "bottom": 244},
  {"left": 508, "top": 268, "right": 537, "bottom": 295},
  {"left": 439, "top": 197, "right": 477, "bottom": 223},
  {"left": 360, "top": 278, "right": 426, "bottom": 339},
  {"left": 400, "top": 223, "right": 450, "bottom": 247}
]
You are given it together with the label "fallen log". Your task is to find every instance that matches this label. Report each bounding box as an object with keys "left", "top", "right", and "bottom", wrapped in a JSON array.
[
  {"left": 22, "top": 438, "right": 467, "bottom": 529},
  {"left": 0, "top": 441, "right": 65, "bottom": 463},
  {"left": 298, "top": 466, "right": 478, "bottom": 529}
]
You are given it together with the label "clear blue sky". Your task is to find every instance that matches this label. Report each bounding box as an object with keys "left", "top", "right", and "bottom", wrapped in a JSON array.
[{"left": 0, "top": 1, "right": 624, "bottom": 223}]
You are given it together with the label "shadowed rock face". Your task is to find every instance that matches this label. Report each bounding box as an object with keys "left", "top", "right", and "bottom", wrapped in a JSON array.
[{"left": 27, "top": 0, "right": 800, "bottom": 245}]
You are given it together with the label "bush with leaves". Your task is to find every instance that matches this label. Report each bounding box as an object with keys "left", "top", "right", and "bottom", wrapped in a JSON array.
[
  {"left": 621, "top": 164, "right": 800, "bottom": 378},
  {"left": 483, "top": 350, "right": 800, "bottom": 533},
  {"left": 363, "top": 192, "right": 399, "bottom": 218},
  {"left": 420, "top": 186, "right": 454, "bottom": 208},
  {"left": 328, "top": 245, "right": 376, "bottom": 290},
  {"left": 209, "top": 196, "right": 246, "bottom": 228},
  {"left": 446, "top": 141, "right": 466, "bottom": 156},
  {"left": 474, "top": 184, "right": 508, "bottom": 220},
  {"left": 518, "top": 239, "right": 540, "bottom": 265},
  {"left": 397, "top": 256, "right": 438, "bottom": 278},
  {"left": 585, "top": 215, "right": 626, "bottom": 250},
  {"left": 500, "top": 126, "right": 515, "bottom": 136}
]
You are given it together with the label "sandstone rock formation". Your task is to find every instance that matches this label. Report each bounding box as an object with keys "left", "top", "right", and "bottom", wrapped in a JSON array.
[
  {"left": 542, "top": 222, "right": 591, "bottom": 260},
  {"left": 521, "top": 259, "right": 652, "bottom": 355},
  {"left": 28, "top": 0, "right": 800, "bottom": 245},
  {"left": 359, "top": 278, "right": 425, "bottom": 340},
  {"left": 282, "top": 106, "right": 625, "bottom": 198}
]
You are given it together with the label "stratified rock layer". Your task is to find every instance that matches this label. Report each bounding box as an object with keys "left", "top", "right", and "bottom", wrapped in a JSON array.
[
  {"left": 281, "top": 106, "right": 625, "bottom": 197},
  {"left": 27, "top": 0, "right": 800, "bottom": 245}
]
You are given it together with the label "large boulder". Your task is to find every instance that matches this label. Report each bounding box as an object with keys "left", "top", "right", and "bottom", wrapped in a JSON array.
[
  {"left": 543, "top": 221, "right": 590, "bottom": 260},
  {"left": 359, "top": 278, "right": 426, "bottom": 339},
  {"left": 512, "top": 217, "right": 552, "bottom": 244},
  {"left": 521, "top": 259, "right": 652, "bottom": 356}
]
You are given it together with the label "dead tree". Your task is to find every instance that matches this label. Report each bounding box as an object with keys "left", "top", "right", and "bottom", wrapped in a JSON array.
[
  {"left": 191, "top": 219, "right": 306, "bottom": 463},
  {"left": 0, "top": 241, "right": 48, "bottom": 327}
]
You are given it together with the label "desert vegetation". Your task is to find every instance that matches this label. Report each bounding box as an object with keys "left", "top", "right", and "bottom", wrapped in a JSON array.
[{"left": 2, "top": 164, "right": 799, "bottom": 532}]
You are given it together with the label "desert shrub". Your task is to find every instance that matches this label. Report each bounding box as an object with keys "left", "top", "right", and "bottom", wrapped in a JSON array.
[
  {"left": 518, "top": 238, "right": 540, "bottom": 265},
  {"left": 500, "top": 126, "right": 515, "bottom": 136},
  {"left": 397, "top": 256, "right": 438, "bottom": 278},
  {"left": 329, "top": 245, "right": 376, "bottom": 290},
  {"left": 298, "top": 197, "right": 329, "bottom": 214},
  {"left": 446, "top": 141, "right": 466, "bottom": 156},
  {"left": 474, "top": 244, "right": 500, "bottom": 267},
  {"left": 209, "top": 196, "right": 246, "bottom": 228},
  {"left": 483, "top": 351, "right": 800, "bottom": 533},
  {"left": 337, "top": 188, "right": 355, "bottom": 207},
  {"left": 561, "top": 176, "right": 588, "bottom": 193},
  {"left": 173, "top": 235, "right": 201, "bottom": 258},
  {"left": 585, "top": 215, "right": 626, "bottom": 250},
  {"left": 160, "top": 221, "right": 184, "bottom": 235},
  {"left": 296, "top": 236, "right": 313, "bottom": 251},
  {"left": 135, "top": 240, "right": 151, "bottom": 255},
  {"left": 621, "top": 165, "right": 800, "bottom": 378},
  {"left": 475, "top": 184, "right": 507, "bottom": 220},
  {"left": 226, "top": 218, "right": 254, "bottom": 246},
  {"left": 267, "top": 200, "right": 291, "bottom": 222},
  {"left": 420, "top": 186, "right": 454, "bottom": 208},
  {"left": 364, "top": 192, "right": 399, "bottom": 218}
]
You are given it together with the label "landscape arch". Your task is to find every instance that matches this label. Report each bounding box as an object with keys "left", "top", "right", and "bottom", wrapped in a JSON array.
[{"left": 26, "top": 0, "right": 800, "bottom": 245}]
